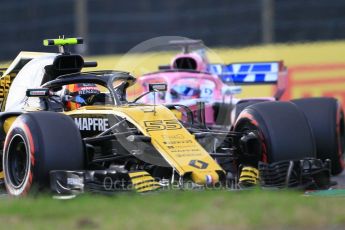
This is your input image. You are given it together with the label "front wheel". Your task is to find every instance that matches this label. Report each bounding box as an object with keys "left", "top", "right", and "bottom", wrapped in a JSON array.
[
  {"left": 234, "top": 101, "right": 316, "bottom": 164},
  {"left": 3, "top": 112, "right": 84, "bottom": 196}
]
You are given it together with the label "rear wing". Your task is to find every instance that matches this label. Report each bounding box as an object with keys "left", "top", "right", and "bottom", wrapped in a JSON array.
[
  {"left": 208, "top": 61, "right": 286, "bottom": 84},
  {"left": 207, "top": 61, "right": 288, "bottom": 99}
]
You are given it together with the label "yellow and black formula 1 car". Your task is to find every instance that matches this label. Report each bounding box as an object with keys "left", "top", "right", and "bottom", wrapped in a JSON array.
[{"left": 0, "top": 38, "right": 333, "bottom": 196}]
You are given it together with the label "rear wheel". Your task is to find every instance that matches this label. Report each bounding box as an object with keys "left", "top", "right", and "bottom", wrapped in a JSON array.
[
  {"left": 3, "top": 112, "right": 84, "bottom": 196},
  {"left": 234, "top": 101, "right": 316, "bottom": 164},
  {"left": 292, "top": 97, "right": 345, "bottom": 175}
]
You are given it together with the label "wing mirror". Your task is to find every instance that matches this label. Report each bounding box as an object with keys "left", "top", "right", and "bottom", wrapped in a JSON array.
[
  {"left": 26, "top": 88, "right": 50, "bottom": 97},
  {"left": 132, "top": 83, "right": 167, "bottom": 104},
  {"left": 149, "top": 83, "right": 167, "bottom": 92}
]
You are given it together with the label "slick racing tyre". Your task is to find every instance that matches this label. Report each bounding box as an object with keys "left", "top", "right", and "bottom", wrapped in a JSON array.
[
  {"left": 292, "top": 98, "right": 345, "bottom": 175},
  {"left": 3, "top": 112, "right": 84, "bottom": 196},
  {"left": 234, "top": 101, "right": 316, "bottom": 164},
  {"left": 231, "top": 99, "right": 271, "bottom": 124}
]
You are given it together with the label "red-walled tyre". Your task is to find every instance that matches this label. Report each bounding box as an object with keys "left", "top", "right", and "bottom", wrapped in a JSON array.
[
  {"left": 3, "top": 112, "right": 84, "bottom": 196},
  {"left": 231, "top": 99, "right": 271, "bottom": 124},
  {"left": 234, "top": 101, "right": 316, "bottom": 164},
  {"left": 292, "top": 97, "right": 345, "bottom": 175}
]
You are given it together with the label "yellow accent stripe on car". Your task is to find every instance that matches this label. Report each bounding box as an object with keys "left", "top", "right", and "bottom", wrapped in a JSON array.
[
  {"left": 128, "top": 171, "right": 150, "bottom": 178},
  {"left": 135, "top": 182, "right": 161, "bottom": 191},
  {"left": 131, "top": 176, "right": 155, "bottom": 185},
  {"left": 137, "top": 185, "right": 161, "bottom": 193},
  {"left": 240, "top": 170, "right": 259, "bottom": 178},
  {"left": 128, "top": 171, "right": 161, "bottom": 193},
  {"left": 239, "top": 166, "right": 259, "bottom": 184},
  {"left": 242, "top": 167, "right": 259, "bottom": 175}
]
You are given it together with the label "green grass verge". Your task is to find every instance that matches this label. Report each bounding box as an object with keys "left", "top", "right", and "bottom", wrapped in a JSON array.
[{"left": 1, "top": 189, "right": 345, "bottom": 230}]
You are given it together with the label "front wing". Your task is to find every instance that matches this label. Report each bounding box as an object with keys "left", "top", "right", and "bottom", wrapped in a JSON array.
[{"left": 49, "top": 158, "right": 333, "bottom": 196}]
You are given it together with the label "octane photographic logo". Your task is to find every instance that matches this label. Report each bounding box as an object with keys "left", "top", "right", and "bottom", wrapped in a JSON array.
[
  {"left": 102, "top": 176, "right": 228, "bottom": 192},
  {"left": 111, "top": 36, "right": 234, "bottom": 168}
]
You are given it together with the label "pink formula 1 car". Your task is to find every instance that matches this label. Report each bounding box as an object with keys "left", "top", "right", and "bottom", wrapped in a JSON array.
[
  {"left": 135, "top": 40, "right": 345, "bottom": 175},
  {"left": 136, "top": 40, "right": 286, "bottom": 126}
]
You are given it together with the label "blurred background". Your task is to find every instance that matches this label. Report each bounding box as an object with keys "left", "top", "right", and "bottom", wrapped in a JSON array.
[
  {"left": 1, "top": 0, "right": 345, "bottom": 57},
  {"left": 0, "top": 0, "right": 345, "bottom": 105}
]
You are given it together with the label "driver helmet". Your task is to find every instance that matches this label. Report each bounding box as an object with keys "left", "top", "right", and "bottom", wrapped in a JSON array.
[{"left": 64, "top": 83, "right": 100, "bottom": 110}]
